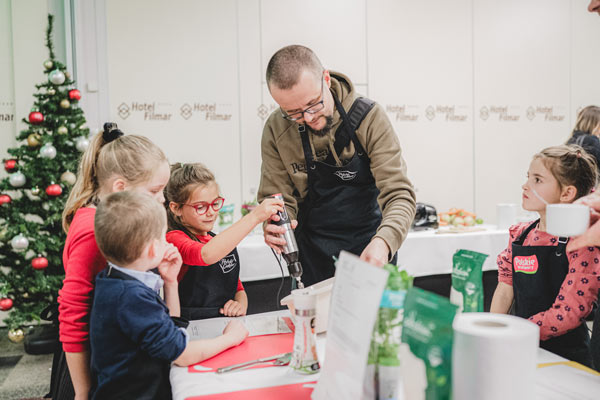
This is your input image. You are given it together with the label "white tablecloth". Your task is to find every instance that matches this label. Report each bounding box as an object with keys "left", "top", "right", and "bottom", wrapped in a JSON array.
[
  {"left": 170, "top": 310, "right": 600, "bottom": 400},
  {"left": 237, "top": 226, "right": 509, "bottom": 281}
]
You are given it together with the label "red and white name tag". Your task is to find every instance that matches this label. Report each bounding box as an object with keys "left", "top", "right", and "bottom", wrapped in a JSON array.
[{"left": 514, "top": 255, "right": 539, "bottom": 274}]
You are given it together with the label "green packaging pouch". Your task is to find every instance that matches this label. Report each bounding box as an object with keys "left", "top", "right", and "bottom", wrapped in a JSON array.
[
  {"left": 450, "top": 249, "right": 488, "bottom": 313},
  {"left": 400, "top": 287, "right": 458, "bottom": 400}
]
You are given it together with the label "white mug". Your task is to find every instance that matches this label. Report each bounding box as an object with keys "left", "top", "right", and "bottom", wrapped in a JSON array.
[
  {"left": 546, "top": 204, "right": 590, "bottom": 237},
  {"left": 497, "top": 203, "right": 518, "bottom": 230}
]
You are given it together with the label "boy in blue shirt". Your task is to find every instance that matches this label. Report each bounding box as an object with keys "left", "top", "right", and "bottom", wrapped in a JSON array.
[{"left": 90, "top": 191, "right": 248, "bottom": 399}]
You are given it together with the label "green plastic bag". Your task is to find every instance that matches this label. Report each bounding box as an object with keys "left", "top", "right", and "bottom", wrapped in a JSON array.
[
  {"left": 450, "top": 249, "right": 488, "bottom": 313},
  {"left": 400, "top": 287, "right": 458, "bottom": 400}
]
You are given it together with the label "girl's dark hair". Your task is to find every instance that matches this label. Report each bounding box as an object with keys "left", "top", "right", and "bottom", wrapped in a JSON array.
[
  {"left": 164, "top": 162, "right": 216, "bottom": 240},
  {"left": 534, "top": 144, "right": 598, "bottom": 200}
]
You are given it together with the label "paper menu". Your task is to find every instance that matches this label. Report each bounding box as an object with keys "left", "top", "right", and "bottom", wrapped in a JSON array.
[{"left": 312, "top": 251, "right": 389, "bottom": 400}]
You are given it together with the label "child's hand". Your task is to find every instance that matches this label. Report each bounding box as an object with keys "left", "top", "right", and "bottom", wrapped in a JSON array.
[
  {"left": 223, "top": 320, "right": 248, "bottom": 346},
  {"left": 220, "top": 300, "right": 247, "bottom": 317},
  {"left": 157, "top": 243, "right": 182, "bottom": 285},
  {"left": 250, "top": 198, "right": 284, "bottom": 224}
]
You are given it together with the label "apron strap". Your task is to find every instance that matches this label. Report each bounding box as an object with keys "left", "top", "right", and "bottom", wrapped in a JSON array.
[
  {"left": 331, "top": 93, "right": 374, "bottom": 158},
  {"left": 513, "top": 219, "right": 569, "bottom": 255}
]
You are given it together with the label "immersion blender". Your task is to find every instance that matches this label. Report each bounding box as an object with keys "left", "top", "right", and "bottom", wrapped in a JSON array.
[{"left": 271, "top": 193, "right": 304, "bottom": 289}]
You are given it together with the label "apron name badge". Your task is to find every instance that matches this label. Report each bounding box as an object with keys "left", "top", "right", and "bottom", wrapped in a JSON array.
[
  {"left": 219, "top": 254, "right": 237, "bottom": 274},
  {"left": 514, "top": 255, "right": 539, "bottom": 274},
  {"left": 333, "top": 170, "right": 358, "bottom": 181}
]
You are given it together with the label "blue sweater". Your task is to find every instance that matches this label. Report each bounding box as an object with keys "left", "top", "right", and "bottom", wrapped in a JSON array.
[{"left": 90, "top": 267, "right": 186, "bottom": 400}]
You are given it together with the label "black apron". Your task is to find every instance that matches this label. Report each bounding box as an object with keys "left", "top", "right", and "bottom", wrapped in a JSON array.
[
  {"left": 512, "top": 220, "right": 592, "bottom": 366},
  {"left": 179, "top": 232, "right": 240, "bottom": 320},
  {"left": 295, "top": 94, "right": 395, "bottom": 287}
]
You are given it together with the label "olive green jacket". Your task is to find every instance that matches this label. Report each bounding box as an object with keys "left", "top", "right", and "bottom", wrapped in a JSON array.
[{"left": 258, "top": 71, "right": 416, "bottom": 256}]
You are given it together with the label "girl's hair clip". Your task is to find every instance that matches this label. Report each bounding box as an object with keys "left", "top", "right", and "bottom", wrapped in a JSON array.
[{"left": 102, "top": 122, "right": 124, "bottom": 143}]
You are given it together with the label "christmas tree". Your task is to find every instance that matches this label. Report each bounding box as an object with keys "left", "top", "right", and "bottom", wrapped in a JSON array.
[{"left": 0, "top": 14, "right": 90, "bottom": 341}]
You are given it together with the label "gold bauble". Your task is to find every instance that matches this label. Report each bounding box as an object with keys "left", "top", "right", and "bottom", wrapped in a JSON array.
[
  {"left": 47, "top": 88, "right": 56, "bottom": 96},
  {"left": 65, "top": 71, "right": 71, "bottom": 79},
  {"left": 60, "top": 99, "right": 70, "bottom": 109},
  {"left": 27, "top": 133, "right": 41, "bottom": 147},
  {"left": 57, "top": 126, "right": 68, "bottom": 135},
  {"left": 8, "top": 328, "right": 24, "bottom": 343},
  {"left": 43, "top": 60, "right": 54, "bottom": 70}
]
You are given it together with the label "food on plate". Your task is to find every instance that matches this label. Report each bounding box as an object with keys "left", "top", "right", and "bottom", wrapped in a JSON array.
[{"left": 439, "top": 208, "right": 484, "bottom": 227}]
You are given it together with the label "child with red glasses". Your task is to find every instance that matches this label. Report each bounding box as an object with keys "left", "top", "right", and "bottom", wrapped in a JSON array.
[{"left": 165, "top": 163, "right": 283, "bottom": 320}]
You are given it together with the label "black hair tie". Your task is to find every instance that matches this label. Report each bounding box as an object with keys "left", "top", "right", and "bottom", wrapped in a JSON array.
[{"left": 103, "top": 122, "right": 124, "bottom": 143}]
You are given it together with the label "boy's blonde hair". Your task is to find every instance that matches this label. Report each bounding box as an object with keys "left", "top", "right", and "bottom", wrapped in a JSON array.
[
  {"left": 533, "top": 144, "right": 598, "bottom": 200},
  {"left": 62, "top": 124, "right": 167, "bottom": 232},
  {"left": 95, "top": 191, "right": 166, "bottom": 266}
]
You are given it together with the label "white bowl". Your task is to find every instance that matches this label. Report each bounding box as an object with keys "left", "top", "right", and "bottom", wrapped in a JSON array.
[
  {"left": 281, "top": 277, "right": 334, "bottom": 333},
  {"left": 546, "top": 204, "right": 590, "bottom": 237}
]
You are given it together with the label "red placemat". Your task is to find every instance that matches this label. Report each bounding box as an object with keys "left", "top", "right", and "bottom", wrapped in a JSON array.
[
  {"left": 187, "top": 333, "right": 294, "bottom": 373},
  {"left": 185, "top": 381, "right": 317, "bottom": 400}
]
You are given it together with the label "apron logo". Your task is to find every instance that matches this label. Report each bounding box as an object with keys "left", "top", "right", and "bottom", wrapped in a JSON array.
[
  {"left": 219, "top": 254, "right": 237, "bottom": 274},
  {"left": 514, "top": 255, "right": 539, "bottom": 274},
  {"left": 334, "top": 170, "right": 358, "bottom": 181}
]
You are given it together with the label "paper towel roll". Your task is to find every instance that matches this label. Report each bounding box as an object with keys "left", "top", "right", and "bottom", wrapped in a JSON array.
[{"left": 452, "top": 313, "right": 539, "bottom": 400}]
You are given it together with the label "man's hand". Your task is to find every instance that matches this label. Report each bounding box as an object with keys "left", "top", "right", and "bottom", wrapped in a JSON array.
[
  {"left": 359, "top": 237, "right": 390, "bottom": 267},
  {"left": 263, "top": 215, "right": 298, "bottom": 253},
  {"left": 157, "top": 243, "right": 182, "bottom": 285}
]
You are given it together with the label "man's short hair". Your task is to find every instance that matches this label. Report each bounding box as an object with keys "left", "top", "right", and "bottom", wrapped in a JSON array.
[
  {"left": 94, "top": 191, "right": 166, "bottom": 266},
  {"left": 266, "top": 45, "right": 323, "bottom": 90}
]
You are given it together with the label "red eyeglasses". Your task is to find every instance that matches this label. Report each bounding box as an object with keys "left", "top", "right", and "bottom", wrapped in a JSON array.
[{"left": 182, "top": 197, "right": 225, "bottom": 215}]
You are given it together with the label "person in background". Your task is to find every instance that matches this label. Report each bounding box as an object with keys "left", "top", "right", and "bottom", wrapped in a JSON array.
[
  {"left": 165, "top": 162, "right": 283, "bottom": 320},
  {"left": 56, "top": 123, "right": 170, "bottom": 400},
  {"left": 589, "top": 0, "right": 600, "bottom": 15},
  {"left": 566, "top": 105, "right": 600, "bottom": 175},
  {"left": 90, "top": 191, "right": 248, "bottom": 399},
  {"left": 258, "top": 45, "right": 416, "bottom": 286},
  {"left": 491, "top": 145, "right": 599, "bottom": 367}
]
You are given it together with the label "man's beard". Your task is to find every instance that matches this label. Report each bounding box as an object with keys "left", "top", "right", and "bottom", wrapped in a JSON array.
[{"left": 306, "top": 115, "right": 334, "bottom": 137}]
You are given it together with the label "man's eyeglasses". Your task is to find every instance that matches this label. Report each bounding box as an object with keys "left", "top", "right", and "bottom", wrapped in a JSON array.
[
  {"left": 280, "top": 77, "right": 325, "bottom": 122},
  {"left": 182, "top": 197, "right": 225, "bottom": 215}
]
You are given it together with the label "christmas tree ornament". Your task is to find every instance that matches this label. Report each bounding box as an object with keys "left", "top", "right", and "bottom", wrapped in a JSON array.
[
  {"left": 57, "top": 126, "right": 68, "bottom": 135},
  {"left": 27, "top": 133, "right": 42, "bottom": 147},
  {"left": 48, "top": 69, "right": 65, "bottom": 85},
  {"left": 9, "top": 171, "right": 26, "bottom": 187},
  {"left": 39, "top": 143, "right": 57, "bottom": 159},
  {"left": 0, "top": 228, "right": 7, "bottom": 241},
  {"left": 47, "top": 87, "right": 56, "bottom": 95},
  {"left": 43, "top": 59, "right": 54, "bottom": 70},
  {"left": 60, "top": 99, "right": 70, "bottom": 109},
  {"left": 0, "top": 298, "right": 13, "bottom": 311},
  {"left": 4, "top": 159, "right": 17, "bottom": 172},
  {"left": 75, "top": 136, "right": 90, "bottom": 152},
  {"left": 10, "top": 234, "right": 29, "bottom": 251},
  {"left": 31, "top": 186, "right": 40, "bottom": 196},
  {"left": 28, "top": 111, "right": 44, "bottom": 125},
  {"left": 46, "top": 184, "right": 62, "bottom": 196},
  {"left": 8, "top": 329, "right": 24, "bottom": 343},
  {"left": 22, "top": 293, "right": 29, "bottom": 299},
  {"left": 0, "top": 194, "right": 11, "bottom": 205},
  {"left": 32, "top": 256, "right": 49, "bottom": 270},
  {"left": 60, "top": 171, "right": 77, "bottom": 186},
  {"left": 68, "top": 89, "right": 81, "bottom": 101},
  {"left": 65, "top": 71, "right": 71, "bottom": 79}
]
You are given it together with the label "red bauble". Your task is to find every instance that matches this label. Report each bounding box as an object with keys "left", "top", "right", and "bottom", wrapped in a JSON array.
[
  {"left": 0, "top": 298, "right": 13, "bottom": 311},
  {"left": 45, "top": 184, "right": 63, "bottom": 196},
  {"left": 28, "top": 111, "right": 44, "bottom": 125},
  {"left": 0, "top": 194, "right": 11, "bottom": 205},
  {"left": 68, "top": 89, "right": 81, "bottom": 101},
  {"left": 32, "top": 256, "right": 49, "bottom": 270},
  {"left": 4, "top": 159, "right": 17, "bottom": 172}
]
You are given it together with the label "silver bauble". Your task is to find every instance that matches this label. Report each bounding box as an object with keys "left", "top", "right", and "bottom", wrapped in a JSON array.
[
  {"left": 9, "top": 171, "right": 26, "bottom": 187},
  {"left": 60, "top": 171, "right": 77, "bottom": 186},
  {"left": 39, "top": 143, "right": 57, "bottom": 159},
  {"left": 75, "top": 137, "right": 90, "bottom": 152},
  {"left": 48, "top": 69, "right": 66, "bottom": 85},
  {"left": 10, "top": 234, "right": 29, "bottom": 251}
]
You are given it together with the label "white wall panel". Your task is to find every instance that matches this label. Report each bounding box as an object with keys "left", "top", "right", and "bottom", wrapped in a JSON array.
[
  {"left": 105, "top": 0, "right": 242, "bottom": 207},
  {"left": 473, "top": 0, "right": 571, "bottom": 223},
  {"left": 368, "top": 0, "right": 474, "bottom": 214}
]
